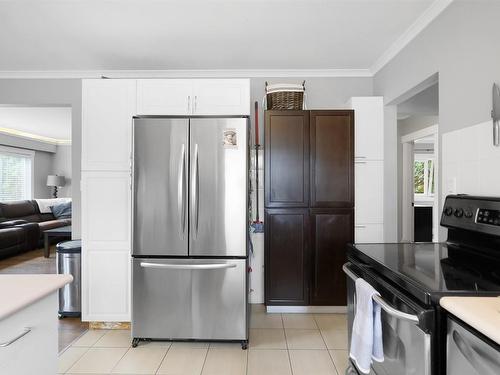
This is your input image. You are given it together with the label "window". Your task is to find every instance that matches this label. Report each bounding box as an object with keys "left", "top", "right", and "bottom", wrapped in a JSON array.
[
  {"left": 414, "top": 156, "right": 434, "bottom": 197},
  {"left": 0, "top": 146, "right": 34, "bottom": 201}
]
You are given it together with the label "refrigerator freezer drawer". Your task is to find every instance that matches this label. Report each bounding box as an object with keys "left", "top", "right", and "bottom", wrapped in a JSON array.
[{"left": 132, "top": 258, "right": 247, "bottom": 341}]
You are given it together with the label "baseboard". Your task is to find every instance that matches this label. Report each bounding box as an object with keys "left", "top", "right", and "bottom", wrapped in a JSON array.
[
  {"left": 265, "top": 305, "right": 347, "bottom": 314},
  {"left": 89, "top": 322, "right": 131, "bottom": 329}
]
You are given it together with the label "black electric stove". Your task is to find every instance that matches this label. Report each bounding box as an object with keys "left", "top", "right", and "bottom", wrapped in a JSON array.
[
  {"left": 348, "top": 195, "right": 500, "bottom": 306},
  {"left": 345, "top": 195, "right": 500, "bottom": 375}
]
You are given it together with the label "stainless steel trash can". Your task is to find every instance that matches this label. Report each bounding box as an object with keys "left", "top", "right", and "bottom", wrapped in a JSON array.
[{"left": 56, "top": 240, "right": 81, "bottom": 317}]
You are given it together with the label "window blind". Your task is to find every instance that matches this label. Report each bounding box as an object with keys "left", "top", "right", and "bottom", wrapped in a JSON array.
[{"left": 0, "top": 149, "right": 33, "bottom": 202}]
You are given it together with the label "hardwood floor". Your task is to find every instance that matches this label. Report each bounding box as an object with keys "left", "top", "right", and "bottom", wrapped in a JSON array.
[{"left": 0, "top": 246, "right": 89, "bottom": 352}]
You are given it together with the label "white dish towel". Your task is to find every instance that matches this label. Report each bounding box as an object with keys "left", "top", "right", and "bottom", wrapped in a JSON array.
[{"left": 349, "top": 278, "right": 384, "bottom": 374}]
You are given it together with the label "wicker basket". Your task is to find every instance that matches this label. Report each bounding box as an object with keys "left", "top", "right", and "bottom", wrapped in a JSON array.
[{"left": 265, "top": 81, "right": 306, "bottom": 110}]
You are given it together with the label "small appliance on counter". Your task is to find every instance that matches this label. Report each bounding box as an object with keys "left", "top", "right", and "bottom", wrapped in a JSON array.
[
  {"left": 344, "top": 195, "right": 500, "bottom": 374},
  {"left": 131, "top": 116, "right": 249, "bottom": 349}
]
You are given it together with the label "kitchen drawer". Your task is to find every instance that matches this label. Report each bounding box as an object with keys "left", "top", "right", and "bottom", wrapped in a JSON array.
[
  {"left": 447, "top": 317, "right": 500, "bottom": 375},
  {"left": 354, "top": 223, "right": 384, "bottom": 243},
  {"left": 0, "top": 293, "right": 57, "bottom": 375}
]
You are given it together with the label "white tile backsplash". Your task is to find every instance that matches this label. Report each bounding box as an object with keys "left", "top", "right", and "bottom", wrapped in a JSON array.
[{"left": 442, "top": 120, "right": 500, "bottom": 200}]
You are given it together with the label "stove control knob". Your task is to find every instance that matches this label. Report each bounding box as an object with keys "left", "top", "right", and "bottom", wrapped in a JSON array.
[
  {"left": 444, "top": 207, "right": 453, "bottom": 216},
  {"left": 464, "top": 209, "right": 473, "bottom": 218},
  {"left": 454, "top": 208, "right": 464, "bottom": 218}
]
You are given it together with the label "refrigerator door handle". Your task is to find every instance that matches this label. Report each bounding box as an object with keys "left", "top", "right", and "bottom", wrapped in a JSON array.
[
  {"left": 178, "top": 144, "right": 186, "bottom": 238},
  {"left": 140, "top": 262, "right": 237, "bottom": 270},
  {"left": 191, "top": 143, "right": 200, "bottom": 238}
]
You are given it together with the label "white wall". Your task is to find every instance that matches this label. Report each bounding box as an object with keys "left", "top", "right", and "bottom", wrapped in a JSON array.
[
  {"left": 33, "top": 151, "right": 53, "bottom": 199},
  {"left": 52, "top": 144, "right": 72, "bottom": 198},
  {"left": 374, "top": 1, "right": 500, "bottom": 241},
  {"left": 442, "top": 120, "right": 500, "bottom": 199}
]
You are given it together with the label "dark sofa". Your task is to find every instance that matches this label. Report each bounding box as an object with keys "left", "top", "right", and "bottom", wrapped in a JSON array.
[{"left": 0, "top": 200, "right": 71, "bottom": 259}]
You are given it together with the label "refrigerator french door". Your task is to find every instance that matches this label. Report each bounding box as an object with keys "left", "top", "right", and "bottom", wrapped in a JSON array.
[{"left": 131, "top": 117, "right": 248, "bottom": 345}]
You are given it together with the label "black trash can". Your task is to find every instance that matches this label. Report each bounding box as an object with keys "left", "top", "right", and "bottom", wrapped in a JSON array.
[{"left": 56, "top": 240, "right": 81, "bottom": 317}]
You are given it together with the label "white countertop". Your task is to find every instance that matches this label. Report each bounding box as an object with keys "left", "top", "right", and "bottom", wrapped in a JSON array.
[
  {"left": 0, "top": 274, "right": 73, "bottom": 321},
  {"left": 440, "top": 296, "right": 500, "bottom": 345}
]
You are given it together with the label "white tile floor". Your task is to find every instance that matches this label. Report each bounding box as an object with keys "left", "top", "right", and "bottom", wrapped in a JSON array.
[{"left": 58, "top": 305, "right": 349, "bottom": 374}]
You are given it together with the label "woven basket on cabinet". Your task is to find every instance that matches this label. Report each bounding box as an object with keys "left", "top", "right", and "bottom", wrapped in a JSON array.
[{"left": 265, "top": 81, "right": 306, "bottom": 110}]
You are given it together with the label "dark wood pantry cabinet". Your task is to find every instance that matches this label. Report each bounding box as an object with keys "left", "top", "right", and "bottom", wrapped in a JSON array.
[{"left": 264, "top": 110, "right": 354, "bottom": 306}]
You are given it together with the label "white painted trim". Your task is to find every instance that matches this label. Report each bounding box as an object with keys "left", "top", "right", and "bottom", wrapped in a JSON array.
[
  {"left": 0, "top": 69, "right": 373, "bottom": 79},
  {"left": 401, "top": 125, "right": 438, "bottom": 143},
  {"left": 266, "top": 306, "right": 347, "bottom": 314},
  {"left": 370, "top": 0, "right": 454, "bottom": 74}
]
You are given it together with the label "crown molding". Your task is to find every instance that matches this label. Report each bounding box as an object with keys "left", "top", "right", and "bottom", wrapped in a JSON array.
[
  {"left": 0, "top": 68, "right": 373, "bottom": 79},
  {"left": 0, "top": 127, "right": 71, "bottom": 145},
  {"left": 370, "top": 0, "right": 454, "bottom": 75}
]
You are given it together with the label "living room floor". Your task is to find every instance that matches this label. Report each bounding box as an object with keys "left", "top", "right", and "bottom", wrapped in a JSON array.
[
  {"left": 58, "top": 305, "right": 349, "bottom": 375},
  {"left": 0, "top": 246, "right": 89, "bottom": 351}
]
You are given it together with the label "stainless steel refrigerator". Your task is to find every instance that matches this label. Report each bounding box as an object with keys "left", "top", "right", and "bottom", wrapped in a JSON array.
[{"left": 131, "top": 116, "right": 248, "bottom": 348}]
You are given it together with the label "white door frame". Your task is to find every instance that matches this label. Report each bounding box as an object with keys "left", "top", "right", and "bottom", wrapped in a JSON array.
[{"left": 401, "top": 125, "right": 439, "bottom": 242}]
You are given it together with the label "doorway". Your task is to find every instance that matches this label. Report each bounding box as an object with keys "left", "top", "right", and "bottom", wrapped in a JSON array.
[{"left": 401, "top": 126, "right": 438, "bottom": 242}]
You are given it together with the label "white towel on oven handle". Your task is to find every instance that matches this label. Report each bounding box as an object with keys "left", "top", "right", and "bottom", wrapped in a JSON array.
[{"left": 349, "top": 278, "right": 384, "bottom": 374}]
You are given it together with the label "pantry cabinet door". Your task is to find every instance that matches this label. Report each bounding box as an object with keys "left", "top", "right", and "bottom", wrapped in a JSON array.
[
  {"left": 137, "top": 79, "right": 193, "bottom": 115},
  {"left": 310, "top": 209, "right": 353, "bottom": 306},
  {"left": 81, "top": 171, "right": 131, "bottom": 251},
  {"left": 265, "top": 209, "right": 310, "bottom": 305},
  {"left": 193, "top": 79, "right": 250, "bottom": 115},
  {"left": 82, "top": 79, "right": 136, "bottom": 171},
  {"left": 82, "top": 249, "right": 131, "bottom": 322},
  {"left": 310, "top": 110, "right": 354, "bottom": 208}
]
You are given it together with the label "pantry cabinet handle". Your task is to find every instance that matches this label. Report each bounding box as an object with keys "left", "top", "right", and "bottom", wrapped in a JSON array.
[
  {"left": 0, "top": 328, "right": 31, "bottom": 347},
  {"left": 355, "top": 225, "right": 366, "bottom": 228}
]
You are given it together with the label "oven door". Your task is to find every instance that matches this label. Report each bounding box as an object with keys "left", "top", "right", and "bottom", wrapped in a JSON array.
[{"left": 344, "top": 262, "right": 433, "bottom": 375}]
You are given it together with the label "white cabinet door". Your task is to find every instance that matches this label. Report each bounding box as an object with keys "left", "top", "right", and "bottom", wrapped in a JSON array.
[
  {"left": 355, "top": 223, "right": 384, "bottom": 243},
  {"left": 355, "top": 160, "right": 384, "bottom": 224},
  {"left": 83, "top": 250, "right": 131, "bottom": 322},
  {"left": 81, "top": 171, "right": 131, "bottom": 250},
  {"left": 193, "top": 79, "right": 250, "bottom": 115},
  {"left": 82, "top": 79, "right": 136, "bottom": 171},
  {"left": 137, "top": 79, "right": 193, "bottom": 115},
  {"left": 349, "top": 97, "right": 384, "bottom": 160}
]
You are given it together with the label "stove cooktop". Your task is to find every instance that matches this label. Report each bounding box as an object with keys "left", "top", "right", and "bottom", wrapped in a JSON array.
[{"left": 347, "top": 242, "right": 500, "bottom": 305}]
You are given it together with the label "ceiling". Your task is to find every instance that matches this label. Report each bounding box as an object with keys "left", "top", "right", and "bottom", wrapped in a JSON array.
[
  {"left": 0, "top": 0, "right": 441, "bottom": 73},
  {"left": 0, "top": 107, "right": 72, "bottom": 142}
]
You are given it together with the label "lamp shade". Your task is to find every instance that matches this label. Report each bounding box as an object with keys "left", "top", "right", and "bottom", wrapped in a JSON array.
[{"left": 47, "top": 175, "right": 66, "bottom": 187}]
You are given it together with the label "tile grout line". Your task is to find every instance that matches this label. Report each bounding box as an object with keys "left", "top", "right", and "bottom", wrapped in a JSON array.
[
  {"left": 62, "top": 346, "right": 91, "bottom": 374},
  {"left": 326, "top": 348, "right": 341, "bottom": 375},
  {"left": 108, "top": 345, "right": 132, "bottom": 374},
  {"left": 154, "top": 342, "right": 172, "bottom": 375},
  {"left": 282, "top": 313, "right": 296, "bottom": 375},
  {"left": 198, "top": 345, "right": 210, "bottom": 375}
]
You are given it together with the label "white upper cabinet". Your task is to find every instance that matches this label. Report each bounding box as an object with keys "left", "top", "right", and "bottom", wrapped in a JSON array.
[
  {"left": 193, "top": 79, "right": 250, "bottom": 115},
  {"left": 348, "top": 97, "right": 384, "bottom": 160},
  {"left": 82, "top": 79, "right": 137, "bottom": 171},
  {"left": 137, "top": 79, "right": 193, "bottom": 115},
  {"left": 136, "top": 79, "right": 250, "bottom": 116}
]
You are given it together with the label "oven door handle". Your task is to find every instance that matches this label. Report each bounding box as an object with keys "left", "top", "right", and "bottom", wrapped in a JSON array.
[{"left": 343, "top": 263, "right": 419, "bottom": 324}]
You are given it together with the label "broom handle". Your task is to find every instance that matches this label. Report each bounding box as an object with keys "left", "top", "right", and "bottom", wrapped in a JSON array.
[{"left": 254, "top": 101, "right": 260, "bottom": 222}]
